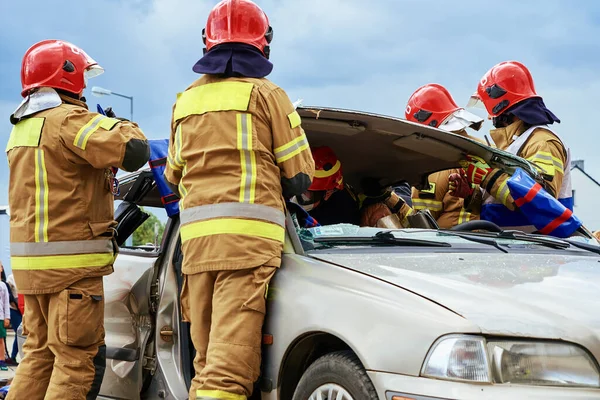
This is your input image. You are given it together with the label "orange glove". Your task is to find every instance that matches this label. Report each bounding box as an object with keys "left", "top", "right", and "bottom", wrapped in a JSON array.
[
  {"left": 449, "top": 171, "right": 474, "bottom": 199},
  {"left": 459, "top": 155, "right": 493, "bottom": 185}
]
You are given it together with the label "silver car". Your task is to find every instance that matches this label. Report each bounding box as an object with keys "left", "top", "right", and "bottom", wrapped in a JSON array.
[{"left": 18, "top": 107, "right": 600, "bottom": 400}]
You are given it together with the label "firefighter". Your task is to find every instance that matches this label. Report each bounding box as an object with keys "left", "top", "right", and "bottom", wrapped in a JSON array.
[
  {"left": 293, "top": 146, "right": 361, "bottom": 226},
  {"left": 163, "top": 1, "right": 315, "bottom": 399},
  {"left": 405, "top": 83, "right": 485, "bottom": 228},
  {"left": 6, "top": 40, "right": 149, "bottom": 399},
  {"left": 454, "top": 61, "right": 570, "bottom": 233}
]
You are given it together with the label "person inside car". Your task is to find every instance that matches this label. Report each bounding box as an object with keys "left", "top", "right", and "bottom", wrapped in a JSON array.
[
  {"left": 292, "top": 146, "right": 361, "bottom": 226},
  {"left": 358, "top": 177, "right": 415, "bottom": 228},
  {"left": 405, "top": 83, "right": 485, "bottom": 228}
]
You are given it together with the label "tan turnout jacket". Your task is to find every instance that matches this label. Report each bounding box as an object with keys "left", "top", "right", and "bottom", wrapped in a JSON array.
[
  {"left": 7, "top": 95, "right": 148, "bottom": 294},
  {"left": 165, "top": 75, "right": 315, "bottom": 274}
]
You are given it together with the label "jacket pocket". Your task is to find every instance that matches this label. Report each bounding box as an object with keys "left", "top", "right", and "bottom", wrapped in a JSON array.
[
  {"left": 242, "top": 266, "right": 277, "bottom": 315},
  {"left": 58, "top": 288, "right": 104, "bottom": 347},
  {"left": 88, "top": 220, "right": 117, "bottom": 239}
]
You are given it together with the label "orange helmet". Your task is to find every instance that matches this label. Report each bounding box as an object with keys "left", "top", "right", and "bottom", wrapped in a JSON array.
[
  {"left": 203, "top": 0, "right": 274, "bottom": 58},
  {"left": 20, "top": 39, "right": 103, "bottom": 97},
  {"left": 468, "top": 61, "right": 538, "bottom": 117},
  {"left": 406, "top": 84, "right": 483, "bottom": 132},
  {"left": 309, "top": 146, "right": 344, "bottom": 191}
]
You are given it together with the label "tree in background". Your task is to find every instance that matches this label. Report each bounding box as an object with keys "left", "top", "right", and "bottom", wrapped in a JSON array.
[{"left": 133, "top": 208, "right": 166, "bottom": 246}]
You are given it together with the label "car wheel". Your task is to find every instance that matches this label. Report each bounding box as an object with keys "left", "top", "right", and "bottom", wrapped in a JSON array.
[{"left": 292, "top": 350, "right": 378, "bottom": 400}]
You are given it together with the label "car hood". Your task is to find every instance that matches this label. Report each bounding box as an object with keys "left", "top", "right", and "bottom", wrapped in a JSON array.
[{"left": 310, "top": 251, "right": 600, "bottom": 343}]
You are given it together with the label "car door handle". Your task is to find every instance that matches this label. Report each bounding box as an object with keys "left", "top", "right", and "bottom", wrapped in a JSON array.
[{"left": 160, "top": 326, "right": 174, "bottom": 342}]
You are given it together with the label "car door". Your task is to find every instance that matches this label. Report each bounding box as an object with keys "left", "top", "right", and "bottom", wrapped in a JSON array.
[{"left": 99, "top": 171, "right": 171, "bottom": 400}]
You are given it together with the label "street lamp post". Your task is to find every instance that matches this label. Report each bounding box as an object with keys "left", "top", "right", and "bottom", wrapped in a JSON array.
[{"left": 91, "top": 86, "right": 134, "bottom": 121}]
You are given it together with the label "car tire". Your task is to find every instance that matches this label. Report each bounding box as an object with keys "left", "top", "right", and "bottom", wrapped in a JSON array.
[{"left": 292, "top": 350, "right": 378, "bottom": 400}]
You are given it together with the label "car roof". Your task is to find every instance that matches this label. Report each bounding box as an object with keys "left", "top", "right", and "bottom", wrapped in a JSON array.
[{"left": 117, "top": 106, "right": 543, "bottom": 207}]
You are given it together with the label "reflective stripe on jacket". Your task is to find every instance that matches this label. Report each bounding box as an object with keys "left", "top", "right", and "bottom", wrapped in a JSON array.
[
  {"left": 7, "top": 95, "right": 148, "bottom": 294},
  {"left": 412, "top": 168, "right": 480, "bottom": 229},
  {"left": 481, "top": 122, "right": 571, "bottom": 231},
  {"left": 164, "top": 76, "right": 315, "bottom": 273}
]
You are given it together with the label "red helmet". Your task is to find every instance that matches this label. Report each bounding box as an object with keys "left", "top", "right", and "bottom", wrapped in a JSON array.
[
  {"left": 203, "top": 0, "right": 273, "bottom": 58},
  {"left": 309, "top": 146, "right": 344, "bottom": 191},
  {"left": 405, "top": 84, "right": 460, "bottom": 128},
  {"left": 406, "top": 84, "right": 483, "bottom": 132},
  {"left": 20, "top": 40, "right": 103, "bottom": 97},
  {"left": 468, "top": 61, "right": 538, "bottom": 117}
]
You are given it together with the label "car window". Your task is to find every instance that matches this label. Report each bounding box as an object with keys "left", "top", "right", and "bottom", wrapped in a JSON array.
[{"left": 114, "top": 200, "right": 167, "bottom": 251}]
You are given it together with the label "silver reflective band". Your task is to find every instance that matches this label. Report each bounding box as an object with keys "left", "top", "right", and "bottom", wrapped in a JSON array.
[
  {"left": 10, "top": 239, "right": 114, "bottom": 256},
  {"left": 180, "top": 203, "right": 285, "bottom": 227},
  {"left": 275, "top": 135, "right": 309, "bottom": 162}
]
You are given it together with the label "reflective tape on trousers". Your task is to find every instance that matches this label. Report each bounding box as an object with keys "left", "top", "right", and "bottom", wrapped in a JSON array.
[
  {"left": 10, "top": 239, "right": 114, "bottom": 256},
  {"left": 180, "top": 202, "right": 285, "bottom": 227}
]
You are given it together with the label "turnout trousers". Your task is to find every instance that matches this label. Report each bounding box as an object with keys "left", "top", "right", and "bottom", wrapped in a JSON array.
[
  {"left": 7, "top": 277, "right": 106, "bottom": 400},
  {"left": 181, "top": 266, "right": 276, "bottom": 400}
]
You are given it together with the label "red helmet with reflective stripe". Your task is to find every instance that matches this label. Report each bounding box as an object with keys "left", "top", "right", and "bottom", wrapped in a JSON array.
[
  {"left": 473, "top": 61, "right": 538, "bottom": 117},
  {"left": 20, "top": 39, "right": 103, "bottom": 97},
  {"left": 203, "top": 0, "right": 273, "bottom": 57},
  {"left": 405, "top": 84, "right": 461, "bottom": 128},
  {"left": 309, "top": 146, "right": 344, "bottom": 191}
]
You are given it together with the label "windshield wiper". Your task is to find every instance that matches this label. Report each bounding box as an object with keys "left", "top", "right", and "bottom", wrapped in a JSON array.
[
  {"left": 313, "top": 231, "right": 451, "bottom": 247},
  {"left": 496, "top": 231, "right": 571, "bottom": 250},
  {"left": 439, "top": 231, "right": 509, "bottom": 253},
  {"left": 563, "top": 239, "right": 600, "bottom": 256}
]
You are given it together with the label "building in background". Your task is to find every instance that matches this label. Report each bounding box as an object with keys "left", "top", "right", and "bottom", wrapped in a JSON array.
[
  {"left": 570, "top": 160, "right": 600, "bottom": 232},
  {"left": 0, "top": 206, "right": 9, "bottom": 274}
]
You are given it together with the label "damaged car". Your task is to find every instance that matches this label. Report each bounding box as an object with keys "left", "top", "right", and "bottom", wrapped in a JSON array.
[{"left": 18, "top": 106, "right": 600, "bottom": 400}]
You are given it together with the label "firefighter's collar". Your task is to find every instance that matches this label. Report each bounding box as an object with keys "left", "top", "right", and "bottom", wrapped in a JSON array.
[
  {"left": 490, "top": 119, "right": 527, "bottom": 150},
  {"left": 10, "top": 87, "right": 62, "bottom": 125}
]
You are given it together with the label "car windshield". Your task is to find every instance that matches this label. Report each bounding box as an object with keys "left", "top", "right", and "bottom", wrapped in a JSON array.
[{"left": 300, "top": 224, "right": 600, "bottom": 255}]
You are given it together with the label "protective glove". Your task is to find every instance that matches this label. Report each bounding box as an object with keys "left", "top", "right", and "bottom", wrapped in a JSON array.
[
  {"left": 449, "top": 171, "right": 474, "bottom": 199},
  {"left": 459, "top": 155, "right": 493, "bottom": 185}
]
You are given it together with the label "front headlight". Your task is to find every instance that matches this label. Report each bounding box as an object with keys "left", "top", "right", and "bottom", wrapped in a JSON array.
[{"left": 421, "top": 335, "right": 600, "bottom": 388}]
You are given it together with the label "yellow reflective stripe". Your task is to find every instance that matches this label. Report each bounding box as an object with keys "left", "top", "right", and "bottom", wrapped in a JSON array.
[
  {"left": 497, "top": 179, "right": 511, "bottom": 206},
  {"left": 178, "top": 164, "right": 189, "bottom": 210},
  {"left": 11, "top": 253, "right": 114, "bottom": 270},
  {"left": 412, "top": 199, "right": 443, "bottom": 211},
  {"left": 196, "top": 389, "right": 246, "bottom": 400},
  {"left": 167, "top": 154, "right": 181, "bottom": 171},
  {"left": 34, "top": 149, "right": 49, "bottom": 243},
  {"left": 527, "top": 152, "right": 563, "bottom": 175},
  {"left": 174, "top": 82, "right": 254, "bottom": 121},
  {"left": 421, "top": 182, "right": 436, "bottom": 195},
  {"left": 174, "top": 124, "right": 185, "bottom": 167},
  {"left": 73, "top": 115, "right": 119, "bottom": 150},
  {"left": 237, "top": 114, "right": 256, "bottom": 203},
  {"left": 287, "top": 111, "right": 302, "bottom": 129},
  {"left": 314, "top": 159, "right": 341, "bottom": 178},
  {"left": 6, "top": 117, "right": 44, "bottom": 152},
  {"left": 458, "top": 209, "right": 472, "bottom": 224},
  {"left": 181, "top": 218, "right": 285, "bottom": 243},
  {"left": 274, "top": 133, "right": 309, "bottom": 164},
  {"left": 402, "top": 206, "right": 414, "bottom": 226}
]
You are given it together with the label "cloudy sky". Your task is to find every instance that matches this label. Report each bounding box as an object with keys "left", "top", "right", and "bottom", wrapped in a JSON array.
[{"left": 1, "top": 0, "right": 599, "bottom": 206}]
